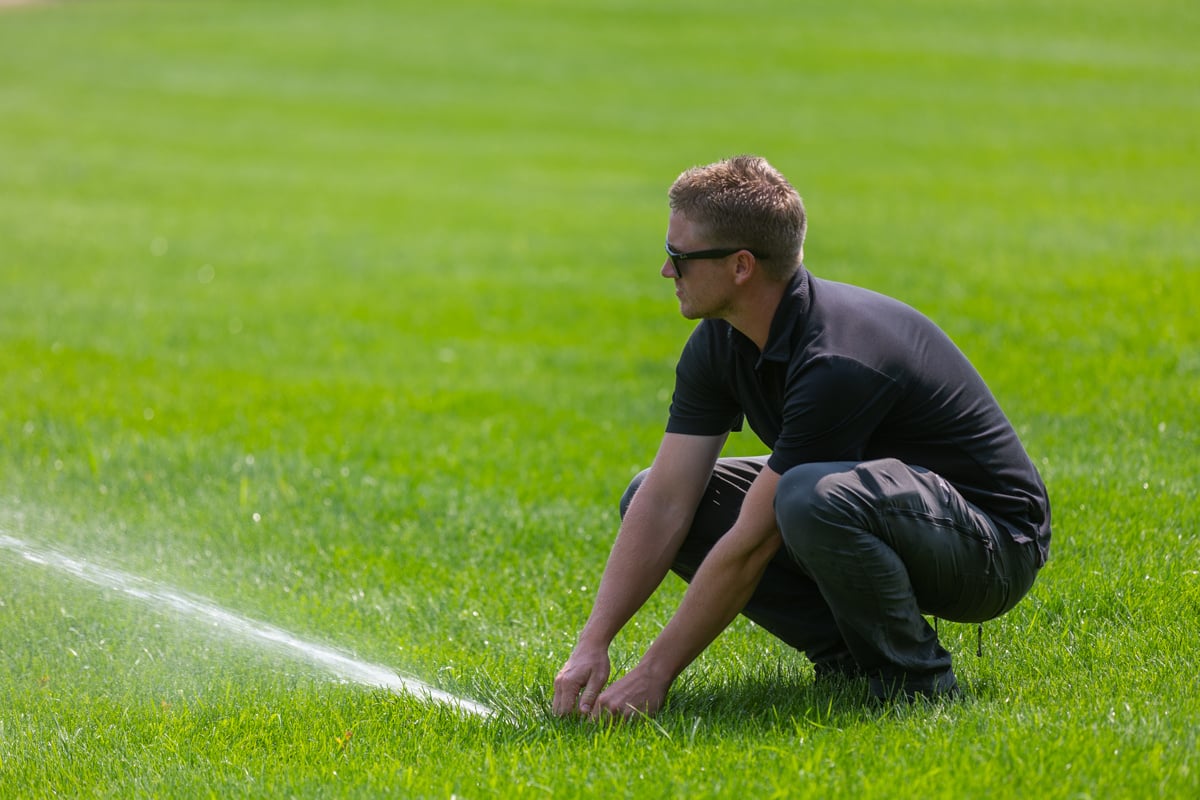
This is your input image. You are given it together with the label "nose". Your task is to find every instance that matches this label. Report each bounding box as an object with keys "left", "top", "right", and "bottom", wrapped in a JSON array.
[{"left": 662, "top": 257, "right": 680, "bottom": 279}]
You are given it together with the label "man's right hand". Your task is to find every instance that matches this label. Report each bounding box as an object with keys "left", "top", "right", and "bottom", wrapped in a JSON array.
[{"left": 551, "top": 645, "right": 611, "bottom": 717}]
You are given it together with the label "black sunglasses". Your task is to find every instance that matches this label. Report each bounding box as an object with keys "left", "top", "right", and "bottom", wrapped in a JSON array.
[{"left": 665, "top": 240, "right": 769, "bottom": 274}]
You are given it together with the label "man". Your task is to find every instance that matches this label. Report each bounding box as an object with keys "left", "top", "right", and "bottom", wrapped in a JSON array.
[{"left": 551, "top": 156, "right": 1051, "bottom": 719}]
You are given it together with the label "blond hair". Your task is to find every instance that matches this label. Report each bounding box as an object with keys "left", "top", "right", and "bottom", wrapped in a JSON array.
[{"left": 668, "top": 155, "right": 806, "bottom": 281}]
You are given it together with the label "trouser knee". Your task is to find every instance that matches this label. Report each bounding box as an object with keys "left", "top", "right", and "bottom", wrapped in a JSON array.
[{"left": 775, "top": 461, "right": 861, "bottom": 562}]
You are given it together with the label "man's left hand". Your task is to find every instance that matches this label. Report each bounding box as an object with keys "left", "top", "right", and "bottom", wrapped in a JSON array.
[{"left": 591, "top": 664, "right": 671, "bottom": 721}]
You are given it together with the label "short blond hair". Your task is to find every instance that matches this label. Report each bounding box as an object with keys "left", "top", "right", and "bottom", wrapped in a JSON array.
[{"left": 668, "top": 156, "right": 806, "bottom": 281}]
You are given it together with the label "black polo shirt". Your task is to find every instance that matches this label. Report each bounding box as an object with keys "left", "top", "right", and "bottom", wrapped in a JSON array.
[{"left": 667, "top": 267, "right": 1051, "bottom": 564}]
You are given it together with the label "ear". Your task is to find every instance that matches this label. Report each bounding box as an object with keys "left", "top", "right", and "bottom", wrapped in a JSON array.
[{"left": 731, "top": 250, "right": 757, "bottom": 286}]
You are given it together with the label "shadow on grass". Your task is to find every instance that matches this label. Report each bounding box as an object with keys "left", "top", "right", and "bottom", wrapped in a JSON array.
[
  {"left": 660, "top": 667, "right": 876, "bottom": 734},
  {"left": 522, "top": 664, "right": 905, "bottom": 740},
  {"left": 501, "top": 655, "right": 987, "bottom": 745}
]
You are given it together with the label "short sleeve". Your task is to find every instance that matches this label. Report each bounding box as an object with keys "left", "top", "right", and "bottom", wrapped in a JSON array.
[{"left": 666, "top": 322, "right": 744, "bottom": 436}]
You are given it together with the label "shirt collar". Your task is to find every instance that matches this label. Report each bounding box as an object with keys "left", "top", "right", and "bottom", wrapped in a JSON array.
[{"left": 739, "top": 266, "right": 809, "bottom": 367}]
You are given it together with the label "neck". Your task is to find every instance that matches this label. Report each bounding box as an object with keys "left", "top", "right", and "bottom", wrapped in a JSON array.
[{"left": 725, "top": 277, "right": 788, "bottom": 352}]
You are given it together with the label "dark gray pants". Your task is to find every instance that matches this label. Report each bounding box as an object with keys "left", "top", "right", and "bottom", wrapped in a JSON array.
[{"left": 620, "top": 457, "right": 1040, "bottom": 698}]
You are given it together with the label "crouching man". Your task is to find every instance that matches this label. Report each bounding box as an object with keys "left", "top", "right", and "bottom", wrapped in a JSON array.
[{"left": 552, "top": 156, "right": 1050, "bottom": 719}]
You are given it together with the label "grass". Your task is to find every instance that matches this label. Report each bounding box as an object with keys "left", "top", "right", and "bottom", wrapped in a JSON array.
[{"left": 0, "top": 0, "right": 1197, "bottom": 796}]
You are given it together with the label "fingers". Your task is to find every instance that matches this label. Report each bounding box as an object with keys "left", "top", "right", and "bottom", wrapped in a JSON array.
[
  {"left": 552, "top": 649, "right": 612, "bottom": 717},
  {"left": 586, "top": 668, "right": 668, "bottom": 721},
  {"left": 551, "top": 670, "right": 583, "bottom": 717},
  {"left": 577, "top": 663, "right": 612, "bottom": 714},
  {"left": 588, "top": 697, "right": 640, "bottom": 723},
  {"left": 589, "top": 690, "right": 642, "bottom": 722},
  {"left": 577, "top": 686, "right": 599, "bottom": 715},
  {"left": 551, "top": 665, "right": 601, "bottom": 717}
]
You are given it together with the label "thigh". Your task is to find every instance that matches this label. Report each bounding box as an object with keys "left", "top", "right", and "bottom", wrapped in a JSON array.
[
  {"left": 666, "top": 456, "right": 847, "bottom": 658},
  {"left": 670, "top": 456, "right": 768, "bottom": 572},
  {"left": 621, "top": 455, "right": 769, "bottom": 575},
  {"left": 795, "top": 459, "right": 1036, "bottom": 622}
]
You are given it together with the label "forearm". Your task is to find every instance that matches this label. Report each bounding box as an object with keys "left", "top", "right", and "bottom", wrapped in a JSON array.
[
  {"left": 638, "top": 526, "right": 779, "bottom": 681},
  {"left": 553, "top": 432, "right": 725, "bottom": 718},
  {"left": 589, "top": 507, "right": 782, "bottom": 719},
  {"left": 577, "top": 495, "right": 692, "bottom": 648},
  {"left": 634, "top": 466, "right": 783, "bottom": 681}
]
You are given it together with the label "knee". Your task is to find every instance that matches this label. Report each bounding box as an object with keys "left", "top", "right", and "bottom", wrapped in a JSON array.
[
  {"left": 619, "top": 468, "right": 651, "bottom": 520},
  {"left": 776, "top": 463, "right": 838, "bottom": 528},
  {"left": 775, "top": 463, "right": 858, "bottom": 558}
]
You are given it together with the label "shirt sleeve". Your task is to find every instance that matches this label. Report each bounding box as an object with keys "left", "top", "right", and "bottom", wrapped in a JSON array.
[
  {"left": 767, "top": 355, "right": 900, "bottom": 474},
  {"left": 666, "top": 322, "right": 744, "bottom": 436}
]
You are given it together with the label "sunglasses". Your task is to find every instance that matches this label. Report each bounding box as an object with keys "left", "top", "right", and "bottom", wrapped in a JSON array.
[{"left": 665, "top": 240, "right": 769, "bottom": 275}]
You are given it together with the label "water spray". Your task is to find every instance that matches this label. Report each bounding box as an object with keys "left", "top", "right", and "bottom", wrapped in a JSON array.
[{"left": 0, "top": 533, "right": 495, "bottom": 718}]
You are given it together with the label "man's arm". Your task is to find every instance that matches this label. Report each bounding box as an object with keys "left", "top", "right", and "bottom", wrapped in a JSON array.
[
  {"left": 551, "top": 432, "right": 726, "bottom": 717},
  {"left": 591, "top": 464, "right": 784, "bottom": 719}
]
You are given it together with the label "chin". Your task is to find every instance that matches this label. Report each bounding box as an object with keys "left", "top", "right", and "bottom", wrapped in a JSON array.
[{"left": 678, "top": 301, "right": 715, "bottom": 321}]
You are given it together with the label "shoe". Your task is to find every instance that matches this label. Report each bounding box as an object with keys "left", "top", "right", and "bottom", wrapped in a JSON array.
[
  {"left": 869, "top": 670, "right": 960, "bottom": 703},
  {"left": 812, "top": 656, "right": 865, "bottom": 685}
]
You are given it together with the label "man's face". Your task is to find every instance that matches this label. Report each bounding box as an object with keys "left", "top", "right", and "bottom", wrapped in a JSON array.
[{"left": 663, "top": 211, "right": 737, "bottom": 321}]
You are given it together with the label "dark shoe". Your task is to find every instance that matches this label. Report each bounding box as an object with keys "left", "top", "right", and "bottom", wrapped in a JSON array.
[
  {"left": 869, "top": 669, "right": 960, "bottom": 703},
  {"left": 813, "top": 656, "right": 865, "bottom": 685}
]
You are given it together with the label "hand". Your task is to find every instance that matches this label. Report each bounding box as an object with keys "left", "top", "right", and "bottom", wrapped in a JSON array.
[
  {"left": 552, "top": 645, "right": 611, "bottom": 717},
  {"left": 591, "top": 663, "right": 671, "bottom": 721}
]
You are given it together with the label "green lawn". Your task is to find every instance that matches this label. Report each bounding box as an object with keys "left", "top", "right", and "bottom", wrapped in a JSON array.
[{"left": 1, "top": 0, "right": 1197, "bottom": 797}]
